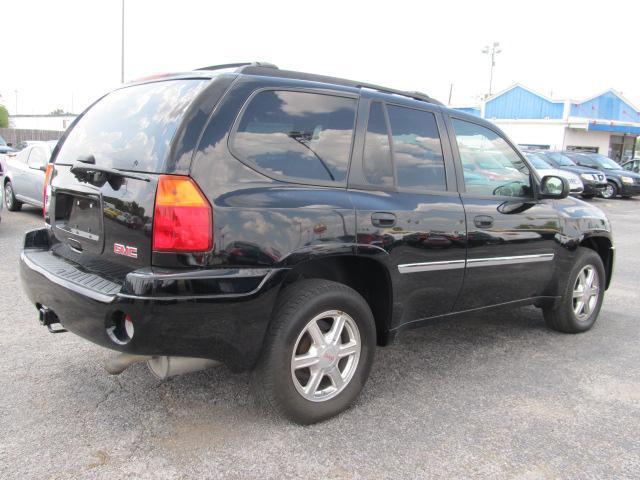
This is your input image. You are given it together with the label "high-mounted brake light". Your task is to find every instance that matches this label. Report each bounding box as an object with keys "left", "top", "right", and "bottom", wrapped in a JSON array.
[
  {"left": 152, "top": 175, "right": 213, "bottom": 252},
  {"left": 43, "top": 163, "right": 54, "bottom": 219}
]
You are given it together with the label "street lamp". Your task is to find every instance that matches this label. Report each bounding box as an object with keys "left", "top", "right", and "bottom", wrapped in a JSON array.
[
  {"left": 482, "top": 42, "right": 501, "bottom": 98},
  {"left": 121, "top": 0, "right": 125, "bottom": 83}
]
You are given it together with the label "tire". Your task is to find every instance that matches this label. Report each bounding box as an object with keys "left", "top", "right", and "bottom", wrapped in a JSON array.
[
  {"left": 580, "top": 194, "right": 594, "bottom": 199},
  {"left": 4, "top": 181, "right": 22, "bottom": 212},
  {"left": 543, "top": 247, "right": 605, "bottom": 333},
  {"left": 600, "top": 181, "right": 618, "bottom": 199},
  {"left": 252, "top": 279, "right": 376, "bottom": 424}
]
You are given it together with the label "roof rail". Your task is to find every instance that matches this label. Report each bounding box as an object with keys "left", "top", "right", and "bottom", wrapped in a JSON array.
[
  {"left": 195, "top": 62, "right": 279, "bottom": 72},
  {"left": 237, "top": 65, "right": 442, "bottom": 106}
]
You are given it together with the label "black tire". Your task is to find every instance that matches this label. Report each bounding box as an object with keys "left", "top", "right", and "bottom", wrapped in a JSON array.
[
  {"left": 4, "top": 181, "right": 22, "bottom": 212},
  {"left": 543, "top": 247, "right": 605, "bottom": 333},
  {"left": 600, "top": 181, "right": 618, "bottom": 199},
  {"left": 580, "top": 194, "right": 594, "bottom": 199},
  {"left": 252, "top": 279, "right": 376, "bottom": 424}
]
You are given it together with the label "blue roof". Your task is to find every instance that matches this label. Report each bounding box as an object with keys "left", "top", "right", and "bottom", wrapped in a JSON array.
[
  {"left": 570, "top": 91, "right": 640, "bottom": 122},
  {"left": 485, "top": 85, "right": 564, "bottom": 120},
  {"left": 453, "top": 107, "right": 481, "bottom": 117}
]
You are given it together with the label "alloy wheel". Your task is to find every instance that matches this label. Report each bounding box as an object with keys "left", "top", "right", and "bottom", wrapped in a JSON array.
[
  {"left": 572, "top": 265, "right": 600, "bottom": 320},
  {"left": 5, "top": 184, "right": 13, "bottom": 209},
  {"left": 290, "top": 310, "right": 361, "bottom": 402},
  {"left": 601, "top": 184, "right": 615, "bottom": 199}
]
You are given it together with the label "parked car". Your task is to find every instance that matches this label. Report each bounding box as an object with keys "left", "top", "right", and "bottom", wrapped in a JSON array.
[
  {"left": 20, "top": 63, "right": 614, "bottom": 424},
  {"left": 531, "top": 151, "right": 607, "bottom": 199},
  {"left": 524, "top": 152, "right": 583, "bottom": 195},
  {"left": 0, "top": 134, "right": 14, "bottom": 155},
  {"left": 564, "top": 152, "right": 640, "bottom": 199},
  {"left": 622, "top": 158, "right": 640, "bottom": 174},
  {"left": 3, "top": 141, "right": 56, "bottom": 211}
]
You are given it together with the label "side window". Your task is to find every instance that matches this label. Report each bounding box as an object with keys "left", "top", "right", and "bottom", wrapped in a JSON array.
[
  {"left": 362, "top": 102, "right": 393, "bottom": 187},
  {"left": 231, "top": 90, "right": 357, "bottom": 184},
  {"left": 387, "top": 105, "right": 446, "bottom": 191},
  {"left": 27, "top": 147, "right": 47, "bottom": 169},
  {"left": 451, "top": 118, "right": 531, "bottom": 197}
]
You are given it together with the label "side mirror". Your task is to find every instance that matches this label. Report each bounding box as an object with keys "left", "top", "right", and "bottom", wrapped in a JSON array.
[
  {"left": 539, "top": 175, "right": 569, "bottom": 199},
  {"left": 38, "top": 165, "right": 47, "bottom": 172},
  {"left": 7, "top": 143, "right": 12, "bottom": 147}
]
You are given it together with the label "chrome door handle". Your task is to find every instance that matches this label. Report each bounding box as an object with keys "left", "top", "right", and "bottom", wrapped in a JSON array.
[
  {"left": 371, "top": 212, "right": 396, "bottom": 228},
  {"left": 473, "top": 215, "right": 494, "bottom": 229}
]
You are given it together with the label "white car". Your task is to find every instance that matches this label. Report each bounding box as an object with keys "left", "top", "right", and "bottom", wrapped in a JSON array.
[{"left": 525, "top": 152, "right": 584, "bottom": 194}]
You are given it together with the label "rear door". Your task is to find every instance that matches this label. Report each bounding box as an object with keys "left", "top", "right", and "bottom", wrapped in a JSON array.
[
  {"left": 48, "top": 79, "right": 209, "bottom": 276},
  {"left": 10, "top": 148, "right": 31, "bottom": 200},
  {"left": 349, "top": 93, "right": 466, "bottom": 328},
  {"left": 25, "top": 145, "right": 48, "bottom": 204},
  {"left": 445, "top": 115, "right": 559, "bottom": 310}
]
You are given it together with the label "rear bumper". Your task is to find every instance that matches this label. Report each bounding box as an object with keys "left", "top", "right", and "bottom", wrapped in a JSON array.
[{"left": 20, "top": 229, "right": 286, "bottom": 372}]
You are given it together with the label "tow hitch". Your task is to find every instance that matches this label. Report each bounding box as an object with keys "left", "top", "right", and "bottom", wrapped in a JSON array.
[{"left": 38, "top": 306, "right": 67, "bottom": 333}]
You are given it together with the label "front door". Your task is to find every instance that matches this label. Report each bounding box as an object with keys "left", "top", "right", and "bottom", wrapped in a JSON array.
[
  {"left": 349, "top": 95, "right": 466, "bottom": 328},
  {"left": 446, "top": 116, "right": 559, "bottom": 311}
]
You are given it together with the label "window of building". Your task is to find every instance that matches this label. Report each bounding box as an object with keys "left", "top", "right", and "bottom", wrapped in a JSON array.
[
  {"left": 452, "top": 118, "right": 531, "bottom": 197},
  {"left": 387, "top": 105, "right": 446, "bottom": 190},
  {"left": 232, "top": 90, "right": 357, "bottom": 184},
  {"left": 363, "top": 102, "right": 393, "bottom": 187}
]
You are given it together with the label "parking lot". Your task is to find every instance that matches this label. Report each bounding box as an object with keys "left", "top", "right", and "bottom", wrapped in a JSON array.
[{"left": 0, "top": 197, "right": 638, "bottom": 479}]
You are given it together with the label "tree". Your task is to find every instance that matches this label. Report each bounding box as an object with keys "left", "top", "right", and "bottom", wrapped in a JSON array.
[
  {"left": 50, "top": 108, "right": 65, "bottom": 115},
  {"left": 0, "top": 105, "right": 8, "bottom": 128}
]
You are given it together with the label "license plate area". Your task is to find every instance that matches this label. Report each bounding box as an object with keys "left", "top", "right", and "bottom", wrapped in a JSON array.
[{"left": 53, "top": 191, "right": 104, "bottom": 254}]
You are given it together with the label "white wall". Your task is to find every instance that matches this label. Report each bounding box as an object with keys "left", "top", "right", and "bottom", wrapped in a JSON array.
[
  {"left": 563, "top": 128, "right": 611, "bottom": 154},
  {"left": 10, "top": 115, "right": 76, "bottom": 131},
  {"left": 490, "top": 120, "right": 567, "bottom": 150}
]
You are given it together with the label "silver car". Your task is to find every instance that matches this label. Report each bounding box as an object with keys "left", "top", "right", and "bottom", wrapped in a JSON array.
[
  {"left": 525, "top": 152, "right": 584, "bottom": 195},
  {"left": 3, "top": 141, "right": 56, "bottom": 211}
]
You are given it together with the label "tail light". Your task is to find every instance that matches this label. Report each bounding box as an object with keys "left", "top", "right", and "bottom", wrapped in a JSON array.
[
  {"left": 43, "top": 163, "right": 54, "bottom": 219},
  {"left": 152, "top": 175, "right": 212, "bottom": 252}
]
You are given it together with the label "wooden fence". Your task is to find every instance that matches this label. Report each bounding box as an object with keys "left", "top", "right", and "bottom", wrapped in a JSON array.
[{"left": 0, "top": 128, "right": 62, "bottom": 147}]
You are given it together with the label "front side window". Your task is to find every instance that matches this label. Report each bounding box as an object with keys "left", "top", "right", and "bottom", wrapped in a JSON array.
[
  {"left": 452, "top": 118, "right": 531, "bottom": 197},
  {"left": 362, "top": 102, "right": 393, "bottom": 187},
  {"left": 232, "top": 90, "right": 357, "bottom": 184},
  {"left": 387, "top": 105, "right": 446, "bottom": 190}
]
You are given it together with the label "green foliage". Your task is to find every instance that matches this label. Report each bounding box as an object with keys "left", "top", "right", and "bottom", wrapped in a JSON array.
[{"left": 0, "top": 105, "right": 8, "bottom": 128}]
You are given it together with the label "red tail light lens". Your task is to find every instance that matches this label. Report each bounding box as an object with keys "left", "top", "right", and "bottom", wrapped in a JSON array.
[
  {"left": 152, "top": 175, "right": 212, "bottom": 252},
  {"left": 43, "top": 163, "right": 54, "bottom": 218}
]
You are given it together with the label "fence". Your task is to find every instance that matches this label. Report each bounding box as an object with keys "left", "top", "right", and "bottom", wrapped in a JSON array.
[{"left": 0, "top": 128, "right": 63, "bottom": 147}]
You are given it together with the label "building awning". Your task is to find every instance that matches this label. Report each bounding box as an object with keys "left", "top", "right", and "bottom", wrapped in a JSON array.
[{"left": 587, "top": 122, "right": 640, "bottom": 135}]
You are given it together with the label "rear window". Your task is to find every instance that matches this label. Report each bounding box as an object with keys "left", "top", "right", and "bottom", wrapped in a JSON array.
[
  {"left": 55, "top": 79, "right": 207, "bottom": 172},
  {"left": 231, "top": 90, "right": 357, "bottom": 184}
]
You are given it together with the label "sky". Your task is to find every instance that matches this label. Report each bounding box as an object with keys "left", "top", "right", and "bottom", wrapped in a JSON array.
[{"left": 2, "top": 0, "right": 640, "bottom": 115}]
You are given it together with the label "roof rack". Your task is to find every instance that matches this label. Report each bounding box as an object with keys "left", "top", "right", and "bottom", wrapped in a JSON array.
[
  {"left": 195, "top": 62, "right": 278, "bottom": 71},
  {"left": 237, "top": 64, "right": 442, "bottom": 106}
]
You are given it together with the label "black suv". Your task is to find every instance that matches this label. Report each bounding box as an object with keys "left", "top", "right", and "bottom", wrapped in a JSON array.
[
  {"left": 564, "top": 151, "right": 640, "bottom": 199},
  {"left": 21, "top": 63, "right": 614, "bottom": 424}
]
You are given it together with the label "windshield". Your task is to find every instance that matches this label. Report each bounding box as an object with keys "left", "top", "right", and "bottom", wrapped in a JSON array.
[
  {"left": 544, "top": 152, "right": 575, "bottom": 167},
  {"left": 525, "top": 153, "right": 552, "bottom": 169},
  {"left": 587, "top": 154, "right": 622, "bottom": 170},
  {"left": 55, "top": 79, "right": 207, "bottom": 172},
  {"left": 0, "top": 136, "right": 6, "bottom": 146}
]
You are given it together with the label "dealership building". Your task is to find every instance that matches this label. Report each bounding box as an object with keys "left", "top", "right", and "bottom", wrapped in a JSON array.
[{"left": 454, "top": 85, "right": 640, "bottom": 162}]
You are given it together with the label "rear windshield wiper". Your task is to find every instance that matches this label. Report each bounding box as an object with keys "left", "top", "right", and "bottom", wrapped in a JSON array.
[{"left": 70, "top": 155, "right": 150, "bottom": 182}]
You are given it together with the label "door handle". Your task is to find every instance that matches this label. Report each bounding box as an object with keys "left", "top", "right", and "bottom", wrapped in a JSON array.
[
  {"left": 473, "top": 215, "right": 494, "bottom": 229},
  {"left": 371, "top": 212, "right": 396, "bottom": 228}
]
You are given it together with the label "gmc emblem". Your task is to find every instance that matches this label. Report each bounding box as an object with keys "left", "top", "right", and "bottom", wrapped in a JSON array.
[{"left": 114, "top": 243, "right": 138, "bottom": 258}]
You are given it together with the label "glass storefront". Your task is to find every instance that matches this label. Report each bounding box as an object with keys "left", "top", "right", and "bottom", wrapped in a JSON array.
[{"left": 608, "top": 134, "right": 637, "bottom": 163}]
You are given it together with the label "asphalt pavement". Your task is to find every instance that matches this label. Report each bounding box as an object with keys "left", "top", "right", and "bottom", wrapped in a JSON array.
[{"left": 0, "top": 197, "right": 638, "bottom": 479}]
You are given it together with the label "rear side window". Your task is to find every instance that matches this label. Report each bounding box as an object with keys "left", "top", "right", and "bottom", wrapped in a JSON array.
[
  {"left": 55, "top": 79, "right": 207, "bottom": 172},
  {"left": 387, "top": 105, "right": 446, "bottom": 191},
  {"left": 27, "top": 146, "right": 48, "bottom": 169},
  {"left": 231, "top": 90, "right": 356, "bottom": 184},
  {"left": 363, "top": 102, "right": 393, "bottom": 187}
]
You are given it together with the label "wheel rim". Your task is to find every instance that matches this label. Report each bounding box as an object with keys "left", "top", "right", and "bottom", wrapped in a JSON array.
[
  {"left": 602, "top": 184, "right": 614, "bottom": 198},
  {"left": 290, "top": 310, "right": 361, "bottom": 402},
  {"left": 5, "top": 184, "right": 13, "bottom": 208},
  {"left": 572, "top": 265, "right": 600, "bottom": 320}
]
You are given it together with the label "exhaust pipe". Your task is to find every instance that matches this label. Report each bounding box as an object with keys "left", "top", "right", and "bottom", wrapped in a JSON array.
[
  {"left": 105, "top": 353, "right": 220, "bottom": 378},
  {"left": 147, "top": 356, "right": 221, "bottom": 379}
]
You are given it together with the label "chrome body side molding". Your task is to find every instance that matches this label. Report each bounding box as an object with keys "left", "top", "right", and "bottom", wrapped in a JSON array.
[{"left": 398, "top": 253, "right": 554, "bottom": 274}]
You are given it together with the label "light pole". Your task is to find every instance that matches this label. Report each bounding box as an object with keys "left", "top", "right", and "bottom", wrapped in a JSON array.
[
  {"left": 14, "top": 90, "right": 18, "bottom": 114},
  {"left": 482, "top": 42, "right": 501, "bottom": 98},
  {"left": 121, "top": 0, "right": 125, "bottom": 83}
]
